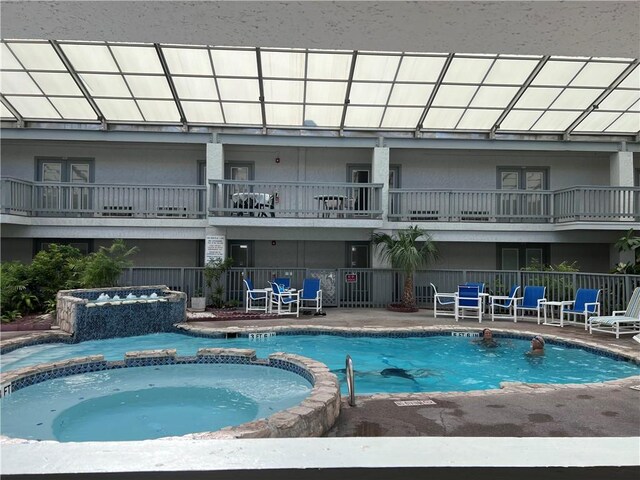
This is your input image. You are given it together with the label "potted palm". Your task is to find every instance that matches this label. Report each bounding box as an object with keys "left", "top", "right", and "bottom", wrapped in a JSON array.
[{"left": 372, "top": 225, "right": 438, "bottom": 312}]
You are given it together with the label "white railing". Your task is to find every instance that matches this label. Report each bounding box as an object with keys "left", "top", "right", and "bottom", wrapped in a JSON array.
[
  {"left": 389, "top": 187, "right": 639, "bottom": 223},
  {"left": 209, "top": 179, "right": 384, "bottom": 219},
  {"left": 1, "top": 178, "right": 207, "bottom": 218},
  {"left": 554, "top": 186, "right": 639, "bottom": 223}
]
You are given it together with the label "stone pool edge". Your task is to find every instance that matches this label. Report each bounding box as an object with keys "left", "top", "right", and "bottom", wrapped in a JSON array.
[{"left": 0, "top": 348, "right": 341, "bottom": 444}]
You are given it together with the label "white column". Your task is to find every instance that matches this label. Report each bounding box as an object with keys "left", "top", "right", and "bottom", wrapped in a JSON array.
[
  {"left": 206, "top": 141, "right": 224, "bottom": 215},
  {"left": 372, "top": 144, "right": 390, "bottom": 221},
  {"left": 610, "top": 151, "right": 634, "bottom": 186},
  {"left": 609, "top": 151, "right": 635, "bottom": 266}
]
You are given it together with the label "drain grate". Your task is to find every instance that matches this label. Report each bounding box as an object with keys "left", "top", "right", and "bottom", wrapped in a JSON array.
[
  {"left": 394, "top": 399, "right": 436, "bottom": 407},
  {"left": 629, "top": 385, "right": 640, "bottom": 391}
]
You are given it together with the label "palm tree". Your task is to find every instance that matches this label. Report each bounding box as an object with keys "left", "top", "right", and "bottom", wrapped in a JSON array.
[{"left": 372, "top": 226, "right": 438, "bottom": 310}]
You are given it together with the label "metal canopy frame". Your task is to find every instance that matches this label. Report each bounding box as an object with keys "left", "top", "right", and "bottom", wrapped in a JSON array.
[{"left": 1, "top": 39, "right": 638, "bottom": 141}]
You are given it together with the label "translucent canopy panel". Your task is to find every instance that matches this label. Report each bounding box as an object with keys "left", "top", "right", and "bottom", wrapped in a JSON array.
[
  {"left": 49, "top": 97, "right": 97, "bottom": 120},
  {"left": 265, "top": 103, "right": 303, "bottom": 126},
  {"left": 5, "top": 96, "right": 60, "bottom": 118},
  {"left": 381, "top": 107, "right": 423, "bottom": 128},
  {"left": 172, "top": 77, "right": 219, "bottom": 100},
  {"left": 344, "top": 106, "right": 385, "bottom": 127},
  {"left": 261, "top": 51, "right": 305, "bottom": 79},
  {"left": 307, "top": 52, "right": 352, "bottom": 80},
  {"left": 7, "top": 42, "right": 66, "bottom": 70},
  {"left": 181, "top": 101, "right": 224, "bottom": 123},
  {"left": 1, "top": 102, "right": 16, "bottom": 118},
  {"left": 1, "top": 40, "right": 637, "bottom": 136},
  {"left": 606, "top": 112, "right": 640, "bottom": 132},
  {"left": 304, "top": 105, "right": 343, "bottom": 127}
]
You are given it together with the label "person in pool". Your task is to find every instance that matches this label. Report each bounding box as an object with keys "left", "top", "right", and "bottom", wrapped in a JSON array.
[
  {"left": 526, "top": 335, "right": 545, "bottom": 356},
  {"left": 474, "top": 328, "right": 498, "bottom": 348}
]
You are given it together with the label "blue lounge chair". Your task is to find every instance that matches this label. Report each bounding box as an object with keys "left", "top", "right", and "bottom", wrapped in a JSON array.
[
  {"left": 243, "top": 278, "right": 268, "bottom": 313},
  {"left": 300, "top": 278, "right": 323, "bottom": 313},
  {"left": 431, "top": 283, "right": 456, "bottom": 318},
  {"left": 560, "top": 288, "right": 601, "bottom": 329},
  {"left": 455, "top": 285, "right": 482, "bottom": 322},
  {"left": 465, "top": 282, "right": 486, "bottom": 293},
  {"left": 514, "top": 286, "right": 546, "bottom": 323},
  {"left": 489, "top": 285, "right": 521, "bottom": 321},
  {"left": 589, "top": 287, "right": 640, "bottom": 338}
]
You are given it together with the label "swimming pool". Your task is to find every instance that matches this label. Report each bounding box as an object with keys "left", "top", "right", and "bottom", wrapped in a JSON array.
[
  {"left": 1, "top": 363, "right": 312, "bottom": 442},
  {"left": 3, "top": 331, "right": 638, "bottom": 394}
]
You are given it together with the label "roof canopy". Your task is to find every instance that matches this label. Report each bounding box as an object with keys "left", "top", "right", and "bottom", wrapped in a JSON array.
[{"left": 2, "top": 40, "right": 638, "bottom": 139}]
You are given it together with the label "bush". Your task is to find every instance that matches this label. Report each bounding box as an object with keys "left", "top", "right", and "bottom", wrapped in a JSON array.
[
  {"left": 80, "top": 240, "right": 139, "bottom": 288},
  {"left": 203, "top": 257, "right": 234, "bottom": 308},
  {"left": 29, "top": 244, "right": 85, "bottom": 304}
]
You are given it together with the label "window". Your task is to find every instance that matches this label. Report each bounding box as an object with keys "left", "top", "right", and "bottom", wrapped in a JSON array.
[
  {"left": 36, "top": 157, "right": 94, "bottom": 213},
  {"left": 497, "top": 166, "right": 549, "bottom": 221},
  {"left": 497, "top": 243, "right": 549, "bottom": 270}
]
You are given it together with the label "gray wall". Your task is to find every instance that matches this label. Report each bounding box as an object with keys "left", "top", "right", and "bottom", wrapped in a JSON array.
[
  {"left": 253, "top": 240, "right": 345, "bottom": 269},
  {"left": 1, "top": 140, "right": 205, "bottom": 185},
  {"left": 93, "top": 239, "right": 200, "bottom": 267},
  {"left": 551, "top": 243, "right": 611, "bottom": 273},
  {"left": 391, "top": 149, "right": 610, "bottom": 189},
  {"left": 1, "top": 238, "right": 33, "bottom": 263}
]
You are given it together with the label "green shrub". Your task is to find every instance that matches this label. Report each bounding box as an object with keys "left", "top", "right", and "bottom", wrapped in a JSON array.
[
  {"left": 29, "top": 244, "right": 84, "bottom": 304},
  {"left": 203, "top": 257, "right": 233, "bottom": 308},
  {"left": 80, "top": 239, "right": 138, "bottom": 288},
  {"left": 0, "top": 261, "right": 31, "bottom": 314}
]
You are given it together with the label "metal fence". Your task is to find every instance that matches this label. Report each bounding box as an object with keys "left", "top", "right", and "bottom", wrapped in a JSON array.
[{"left": 119, "top": 267, "right": 640, "bottom": 316}]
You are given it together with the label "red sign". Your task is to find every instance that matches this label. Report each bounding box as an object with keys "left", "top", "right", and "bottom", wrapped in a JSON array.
[{"left": 345, "top": 273, "right": 357, "bottom": 283}]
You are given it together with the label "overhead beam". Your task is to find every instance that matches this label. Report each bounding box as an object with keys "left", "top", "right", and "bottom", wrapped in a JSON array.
[
  {"left": 255, "top": 48, "right": 267, "bottom": 133},
  {"left": 416, "top": 53, "right": 454, "bottom": 133},
  {"left": 154, "top": 43, "right": 188, "bottom": 129},
  {"left": 50, "top": 40, "right": 106, "bottom": 126},
  {"left": 339, "top": 51, "right": 358, "bottom": 135},
  {"left": 0, "top": 94, "right": 24, "bottom": 127}
]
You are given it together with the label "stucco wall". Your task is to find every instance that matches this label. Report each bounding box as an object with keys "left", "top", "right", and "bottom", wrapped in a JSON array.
[
  {"left": 93, "top": 239, "right": 200, "bottom": 267},
  {"left": 391, "top": 149, "right": 611, "bottom": 190},
  {"left": 1, "top": 140, "right": 204, "bottom": 184},
  {"left": 550, "top": 243, "right": 611, "bottom": 273},
  {"left": 1, "top": 238, "right": 33, "bottom": 263}
]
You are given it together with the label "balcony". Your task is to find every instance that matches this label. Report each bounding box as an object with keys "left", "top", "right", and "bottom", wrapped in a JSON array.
[
  {"left": 1, "top": 178, "right": 207, "bottom": 219},
  {"left": 208, "top": 180, "right": 384, "bottom": 219},
  {"left": 388, "top": 187, "right": 640, "bottom": 224}
]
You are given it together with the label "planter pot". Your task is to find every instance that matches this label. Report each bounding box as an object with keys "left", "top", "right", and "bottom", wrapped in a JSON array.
[
  {"left": 190, "top": 297, "right": 206, "bottom": 312},
  {"left": 386, "top": 303, "right": 420, "bottom": 313}
]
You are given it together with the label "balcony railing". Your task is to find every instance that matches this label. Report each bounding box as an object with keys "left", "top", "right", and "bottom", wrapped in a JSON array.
[
  {"left": 388, "top": 187, "right": 639, "bottom": 223},
  {"left": 1, "top": 178, "right": 207, "bottom": 218},
  {"left": 3, "top": 178, "right": 637, "bottom": 224},
  {"left": 209, "top": 180, "right": 384, "bottom": 219}
]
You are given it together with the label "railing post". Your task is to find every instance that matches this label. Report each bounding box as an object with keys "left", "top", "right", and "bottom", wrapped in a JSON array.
[{"left": 180, "top": 268, "right": 185, "bottom": 294}]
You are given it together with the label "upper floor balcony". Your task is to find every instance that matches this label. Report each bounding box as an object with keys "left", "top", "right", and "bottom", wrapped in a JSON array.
[
  {"left": 2, "top": 177, "right": 638, "bottom": 227},
  {"left": 1, "top": 177, "right": 207, "bottom": 219},
  {"left": 388, "top": 187, "right": 640, "bottom": 224},
  {"left": 208, "top": 180, "right": 384, "bottom": 220}
]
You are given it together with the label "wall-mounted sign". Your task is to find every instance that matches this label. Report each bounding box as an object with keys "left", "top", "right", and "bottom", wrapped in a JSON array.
[
  {"left": 205, "top": 235, "right": 225, "bottom": 264},
  {"left": 345, "top": 273, "right": 357, "bottom": 283}
]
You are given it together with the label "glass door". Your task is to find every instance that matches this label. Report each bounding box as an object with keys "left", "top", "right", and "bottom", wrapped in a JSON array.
[
  {"left": 498, "top": 167, "right": 548, "bottom": 222},
  {"left": 349, "top": 166, "right": 370, "bottom": 215},
  {"left": 70, "top": 162, "right": 90, "bottom": 212},
  {"left": 40, "top": 161, "right": 63, "bottom": 213}
]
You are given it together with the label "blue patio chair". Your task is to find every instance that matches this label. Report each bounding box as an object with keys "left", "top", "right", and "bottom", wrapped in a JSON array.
[
  {"left": 513, "top": 286, "right": 546, "bottom": 324},
  {"left": 455, "top": 285, "right": 482, "bottom": 322},
  {"left": 243, "top": 278, "right": 268, "bottom": 313},
  {"left": 561, "top": 288, "right": 601, "bottom": 330},
  {"left": 274, "top": 277, "right": 291, "bottom": 290},
  {"left": 269, "top": 281, "right": 300, "bottom": 317},
  {"left": 589, "top": 287, "right": 640, "bottom": 338},
  {"left": 489, "top": 285, "right": 521, "bottom": 321},
  {"left": 431, "top": 283, "right": 456, "bottom": 318},
  {"left": 300, "top": 278, "right": 323, "bottom": 313},
  {"left": 465, "top": 282, "right": 486, "bottom": 293}
]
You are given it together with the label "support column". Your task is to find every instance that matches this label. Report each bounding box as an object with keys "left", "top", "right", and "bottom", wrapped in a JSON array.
[
  {"left": 372, "top": 142, "right": 390, "bottom": 221},
  {"left": 609, "top": 151, "right": 635, "bottom": 267},
  {"left": 610, "top": 151, "right": 634, "bottom": 186},
  {"left": 371, "top": 141, "right": 390, "bottom": 269},
  {"left": 206, "top": 141, "right": 224, "bottom": 214}
]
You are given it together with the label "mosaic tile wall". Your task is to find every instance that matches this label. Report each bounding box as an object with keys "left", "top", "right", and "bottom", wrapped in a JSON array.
[{"left": 56, "top": 286, "right": 186, "bottom": 342}]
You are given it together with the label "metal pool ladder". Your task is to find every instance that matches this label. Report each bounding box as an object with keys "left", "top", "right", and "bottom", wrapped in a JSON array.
[{"left": 345, "top": 354, "right": 356, "bottom": 406}]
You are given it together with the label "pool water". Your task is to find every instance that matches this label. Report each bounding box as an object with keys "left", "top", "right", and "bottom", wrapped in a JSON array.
[
  {"left": 0, "top": 363, "right": 311, "bottom": 442},
  {"left": 3, "top": 332, "right": 638, "bottom": 394}
]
